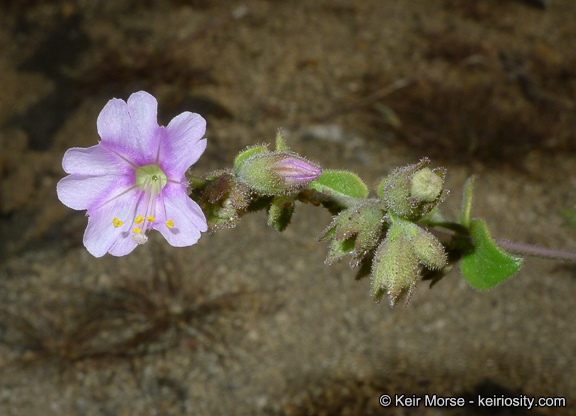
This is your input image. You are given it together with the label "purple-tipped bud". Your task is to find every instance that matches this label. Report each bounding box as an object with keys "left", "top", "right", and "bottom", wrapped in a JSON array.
[
  {"left": 269, "top": 154, "right": 322, "bottom": 186},
  {"left": 237, "top": 152, "right": 321, "bottom": 195}
]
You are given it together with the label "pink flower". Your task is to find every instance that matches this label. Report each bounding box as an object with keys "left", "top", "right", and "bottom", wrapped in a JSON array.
[{"left": 57, "top": 91, "right": 208, "bottom": 257}]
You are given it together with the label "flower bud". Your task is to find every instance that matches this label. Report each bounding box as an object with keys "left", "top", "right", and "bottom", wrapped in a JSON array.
[
  {"left": 237, "top": 152, "right": 321, "bottom": 195},
  {"left": 377, "top": 158, "right": 447, "bottom": 219},
  {"left": 410, "top": 167, "right": 443, "bottom": 203},
  {"left": 199, "top": 172, "right": 251, "bottom": 231},
  {"left": 320, "top": 203, "right": 385, "bottom": 267},
  {"left": 410, "top": 228, "right": 447, "bottom": 270},
  {"left": 371, "top": 223, "right": 421, "bottom": 306},
  {"left": 370, "top": 215, "right": 448, "bottom": 306},
  {"left": 391, "top": 215, "right": 448, "bottom": 270}
]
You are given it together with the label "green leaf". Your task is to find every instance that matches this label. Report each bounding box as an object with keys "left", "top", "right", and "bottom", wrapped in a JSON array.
[
  {"left": 460, "top": 219, "right": 523, "bottom": 290},
  {"left": 308, "top": 169, "right": 368, "bottom": 198},
  {"left": 233, "top": 145, "right": 268, "bottom": 173}
]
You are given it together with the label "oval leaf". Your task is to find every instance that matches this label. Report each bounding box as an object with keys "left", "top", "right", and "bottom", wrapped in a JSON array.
[
  {"left": 308, "top": 169, "right": 368, "bottom": 198},
  {"left": 460, "top": 219, "right": 523, "bottom": 290}
]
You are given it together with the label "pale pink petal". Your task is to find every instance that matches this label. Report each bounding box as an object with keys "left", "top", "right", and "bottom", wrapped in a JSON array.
[
  {"left": 97, "top": 92, "right": 160, "bottom": 165},
  {"left": 62, "top": 145, "right": 132, "bottom": 175},
  {"left": 127, "top": 91, "right": 162, "bottom": 157},
  {"left": 57, "top": 174, "right": 131, "bottom": 211},
  {"left": 83, "top": 190, "right": 140, "bottom": 258},
  {"left": 108, "top": 232, "right": 138, "bottom": 257},
  {"left": 161, "top": 112, "right": 207, "bottom": 177},
  {"left": 154, "top": 186, "right": 207, "bottom": 247}
]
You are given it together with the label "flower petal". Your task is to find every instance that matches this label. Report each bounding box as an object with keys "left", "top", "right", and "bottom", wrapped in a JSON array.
[
  {"left": 108, "top": 231, "right": 138, "bottom": 257},
  {"left": 62, "top": 145, "right": 132, "bottom": 176},
  {"left": 83, "top": 189, "right": 140, "bottom": 258},
  {"left": 154, "top": 186, "right": 207, "bottom": 247},
  {"left": 97, "top": 91, "right": 161, "bottom": 165},
  {"left": 57, "top": 174, "right": 131, "bottom": 211},
  {"left": 161, "top": 112, "right": 207, "bottom": 177},
  {"left": 127, "top": 91, "right": 162, "bottom": 158}
]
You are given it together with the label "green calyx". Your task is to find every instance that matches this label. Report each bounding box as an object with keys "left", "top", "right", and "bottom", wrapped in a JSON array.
[
  {"left": 377, "top": 158, "right": 447, "bottom": 220},
  {"left": 235, "top": 151, "right": 321, "bottom": 195},
  {"left": 370, "top": 214, "right": 448, "bottom": 305},
  {"left": 320, "top": 203, "right": 385, "bottom": 268},
  {"left": 371, "top": 225, "right": 420, "bottom": 305},
  {"left": 233, "top": 145, "right": 269, "bottom": 172},
  {"left": 236, "top": 153, "right": 288, "bottom": 194},
  {"left": 135, "top": 164, "right": 168, "bottom": 192},
  {"left": 197, "top": 172, "right": 251, "bottom": 231}
]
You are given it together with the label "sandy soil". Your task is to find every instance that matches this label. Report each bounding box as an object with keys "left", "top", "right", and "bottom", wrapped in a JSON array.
[{"left": 0, "top": 0, "right": 575, "bottom": 415}]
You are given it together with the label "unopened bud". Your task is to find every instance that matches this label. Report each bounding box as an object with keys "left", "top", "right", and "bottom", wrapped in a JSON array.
[
  {"left": 391, "top": 215, "right": 448, "bottom": 271},
  {"left": 237, "top": 152, "right": 321, "bottom": 195},
  {"left": 410, "top": 228, "right": 448, "bottom": 270},
  {"left": 371, "top": 223, "right": 421, "bottom": 306},
  {"left": 370, "top": 215, "right": 449, "bottom": 306},
  {"left": 377, "top": 158, "right": 447, "bottom": 219},
  {"left": 269, "top": 154, "right": 322, "bottom": 186},
  {"left": 320, "top": 203, "right": 385, "bottom": 267},
  {"left": 199, "top": 172, "right": 251, "bottom": 231},
  {"left": 410, "top": 167, "right": 443, "bottom": 203}
]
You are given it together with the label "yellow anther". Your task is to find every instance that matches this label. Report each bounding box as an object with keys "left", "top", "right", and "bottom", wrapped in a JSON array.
[
  {"left": 165, "top": 219, "right": 174, "bottom": 229},
  {"left": 113, "top": 218, "right": 123, "bottom": 228},
  {"left": 133, "top": 227, "right": 142, "bottom": 234},
  {"left": 146, "top": 215, "right": 155, "bottom": 222},
  {"left": 134, "top": 215, "right": 144, "bottom": 225}
]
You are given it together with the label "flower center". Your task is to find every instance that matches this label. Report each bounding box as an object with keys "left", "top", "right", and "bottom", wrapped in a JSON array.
[
  {"left": 135, "top": 164, "right": 167, "bottom": 192},
  {"left": 112, "top": 164, "right": 175, "bottom": 245}
]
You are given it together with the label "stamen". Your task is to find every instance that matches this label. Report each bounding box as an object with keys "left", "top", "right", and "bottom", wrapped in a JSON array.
[{"left": 113, "top": 164, "right": 169, "bottom": 246}]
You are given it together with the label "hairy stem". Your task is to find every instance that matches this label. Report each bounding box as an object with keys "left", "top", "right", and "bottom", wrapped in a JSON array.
[
  {"left": 430, "top": 228, "right": 576, "bottom": 263},
  {"left": 494, "top": 239, "right": 576, "bottom": 263}
]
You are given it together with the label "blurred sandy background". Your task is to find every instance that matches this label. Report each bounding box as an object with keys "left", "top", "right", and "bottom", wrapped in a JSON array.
[{"left": 0, "top": 1, "right": 575, "bottom": 415}]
